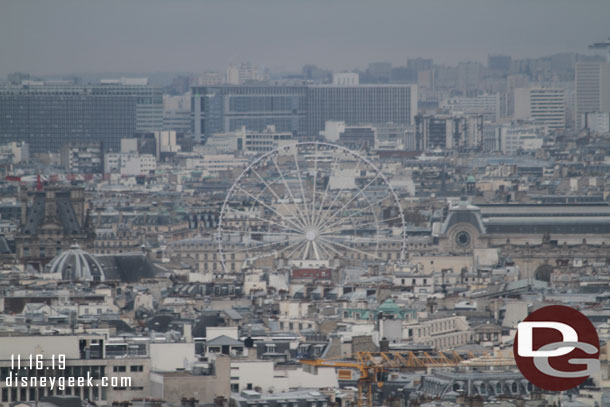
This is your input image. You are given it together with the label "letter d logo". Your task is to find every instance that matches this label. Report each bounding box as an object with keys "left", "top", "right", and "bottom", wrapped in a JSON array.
[
  {"left": 513, "top": 305, "right": 600, "bottom": 392},
  {"left": 517, "top": 321, "right": 577, "bottom": 357}
]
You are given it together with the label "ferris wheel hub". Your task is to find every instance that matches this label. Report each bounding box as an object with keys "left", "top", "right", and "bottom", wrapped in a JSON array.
[{"left": 305, "top": 229, "right": 318, "bottom": 241}]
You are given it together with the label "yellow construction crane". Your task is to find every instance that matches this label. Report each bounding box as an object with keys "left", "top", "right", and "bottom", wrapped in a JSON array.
[
  {"left": 300, "top": 357, "right": 384, "bottom": 407},
  {"left": 300, "top": 351, "right": 515, "bottom": 407}
]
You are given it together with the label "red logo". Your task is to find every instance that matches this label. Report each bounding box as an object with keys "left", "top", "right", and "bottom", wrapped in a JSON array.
[{"left": 514, "top": 305, "right": 599, "bottom": 391}]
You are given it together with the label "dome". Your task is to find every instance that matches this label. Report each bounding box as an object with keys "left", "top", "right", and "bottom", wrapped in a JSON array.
[{"left": 46, "top": 244, "right": 106, "bottom": 281}]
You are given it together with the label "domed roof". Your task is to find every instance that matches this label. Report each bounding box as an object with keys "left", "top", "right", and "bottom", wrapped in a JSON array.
[{"left": 46, "top": 244, "right": 105, "bottom": 281}]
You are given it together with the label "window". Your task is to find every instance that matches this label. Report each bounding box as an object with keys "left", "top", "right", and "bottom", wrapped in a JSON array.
[
  {"left": 130, "top": 365, "right": 143, "bottom": 372},
  {"left": 113, "top": 366, "right": 126, "bottom": 372}
]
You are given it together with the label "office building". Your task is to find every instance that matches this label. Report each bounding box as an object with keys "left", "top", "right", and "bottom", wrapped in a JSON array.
[
  {"left": 192, "top": 84, "right": 417, "bottom": 143},
  {"left": 192, "top": 85, "right": 307, "bottom": 143},
  {"left": 60, "top": 141, "right": 104, "bottom": 174},
  {"left": 586, "top": 112, "right": 610, "bottom": 133},
  {"left": 442, "top": 93, "right": 501, "bottom": 122},
  {"left": 498, "top": 124, "right": 545, "bottom": 155},
  {"left": 575, "top": 62, "right": 610, "bottom": 129},
  {"left": 306, "top": 84, "right": 417, "bottom": 139},
  {"left": 104, "top": 153, "right": 156, "bottom": 176},
  {"left": 0, "top": 79, "right": 163, "bottom": 154},
  {"left": 514, "top": 87, "right": 566, "bottom": 130},
  {"left": 205, "top": 125, "right": 293, "bottom": 154},
  {"left": 415, "top": 114, "right": 483, "bottom": 150},
  {"left": 163, "top": 110, "right": 192, "bottom": 133}
]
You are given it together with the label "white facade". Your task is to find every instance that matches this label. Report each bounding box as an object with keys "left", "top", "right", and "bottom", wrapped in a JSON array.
[
  {"left": 0, "top": 141, "right": 29, "bottom": 163},
  {"left": 154, "top": 130, "right": 181, "bottom": 158},
  {"left": 226, "top": 63, "right": 266, "bottom": 85},
  {"left": 105, "top": 153, "right": 157, "bottom": 175},
  {"left": 204, "top": 125, "right": 293, "bottom": 154},
  {"left": 149, "top": 342, "right": 197, "bottom": 371},
  {"left": 514, "top": 87, "right": 566, "bottom": 130},
  {"left": 319, "top": 121, "right": 346, "bottom": 142},
  {"left": 230, "top": 360, "right": 339, "bottom": 393},
  {"left": 185, "top": 154, "right": 247, "bottom": 173},
  {"left": 500, "top": 126, "right": 544, "bottom": 155}
]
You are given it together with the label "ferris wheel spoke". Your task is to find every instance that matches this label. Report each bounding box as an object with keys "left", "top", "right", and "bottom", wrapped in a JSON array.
[
  {"left": 302, "top": 241, "right": 311, "bottom": 260},
  {"left": 234, "top": 185, "right": 305, "bottom": 233},
  {"left": 317, "top": 239, "right": 343, "bottom": 259},
  {"left": 312, "top": 147, "right": 342, "bottom": 228},
  {"left": 310, "top": 143, "right": 320, "bottom": 227},
  {"left": 312, "top": 240, "right": 321, "bottom": 260},
  {"left": 314, "top": 157, "right": 364, "bottom": 229},
  {"left": 226, "top": 207, "right": 303, "bottom": 235},
  {"left": 275, "top": 238, "right": 307, "bottom": 258},
  {"left": 318, "top": 236, "right": 384, "bottom": 261},
  {"left": 250, "top": 167, "right": 307, "bottom": 230},
  {"left": 319, "top": 193, "right": 394, "bottom": 234},
  {"left": 223, "top": 236, "right": 305, "bottom": 255},
  {"left": 284, "top": 240, "right": 307, "bottom": 259},
  {"left": 317, "top": 173, "right": 382, "bottom": 232},
  {"left": 315, "top": 241, "right": 331, "bottom": 260},
  {"left": 219, "top": 142, "right": 406, "bottom": 271},
  {"left": 293, "top": 147, "right": 311, "bottom": 228},
  {"left": 271, "top": 155, "right": 310, "bottom": 229}
]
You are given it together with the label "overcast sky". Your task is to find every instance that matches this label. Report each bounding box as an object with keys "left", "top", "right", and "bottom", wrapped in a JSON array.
[{"left": 1, "top": 0, "right": 609, "bottom": 77}]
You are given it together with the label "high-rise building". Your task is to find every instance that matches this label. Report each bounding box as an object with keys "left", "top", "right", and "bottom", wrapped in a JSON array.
[
  {"left": 575, "top": 62, "right": 610, "bottom": 129},
  {"left": 415, "top": 114, "right": 483, "bottom": 151},
  {"left": 513, "top": 87, "right": 566, "bottom": 130},
  {"left": 306, "top": 84, "right": 417, "bottom": 139},
  {"left": 192, "top": 85, "right": 307, "bottom": 143},
  {"left": 192, "top": 84, "right": 417, "bottom": 143},
  {"left": 0, "top": 79, "right": 163, "bottom": 154}
]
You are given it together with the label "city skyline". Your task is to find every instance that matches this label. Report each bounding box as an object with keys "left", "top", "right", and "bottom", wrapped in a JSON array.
[{"left": 1, "top": 0, "right": 610, "bottom": 77}]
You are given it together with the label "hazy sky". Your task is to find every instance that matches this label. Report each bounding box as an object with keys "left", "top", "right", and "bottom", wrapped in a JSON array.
[{"left": 1, "top": 0, "right": 609, "bottom": 76}]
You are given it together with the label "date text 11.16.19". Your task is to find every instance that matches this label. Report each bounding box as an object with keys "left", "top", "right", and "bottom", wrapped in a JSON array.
[{"left": 10, "top": 354, "right": 66, "bottom": 370}]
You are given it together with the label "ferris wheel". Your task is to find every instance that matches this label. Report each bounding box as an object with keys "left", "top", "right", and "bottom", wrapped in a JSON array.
[{"left": 217, "top": 142, "right": 406, "bottom": 273}]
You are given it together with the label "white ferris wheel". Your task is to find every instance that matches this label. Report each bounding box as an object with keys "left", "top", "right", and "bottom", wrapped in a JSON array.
[{"left": 217, "top": 142, "right": 407, "bottom": 273}]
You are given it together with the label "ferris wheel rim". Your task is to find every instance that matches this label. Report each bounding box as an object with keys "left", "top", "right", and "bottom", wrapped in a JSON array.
[{"left": 216, "top": 141, "right": 407, "bottom": 273}]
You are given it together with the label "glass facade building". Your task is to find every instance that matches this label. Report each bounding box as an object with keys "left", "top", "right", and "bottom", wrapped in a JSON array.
[
  {"left": 0, "top": 83, "right": 163, "bottom": 153},
  {"left": 192, "top": 85, "right": 307, "bottom": 143},
  {"left": 306, "top": 84, "right": 417, "bottom": 139},
  {"left": 192, "top": 84, "right": 417, "bottom": 142}
]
